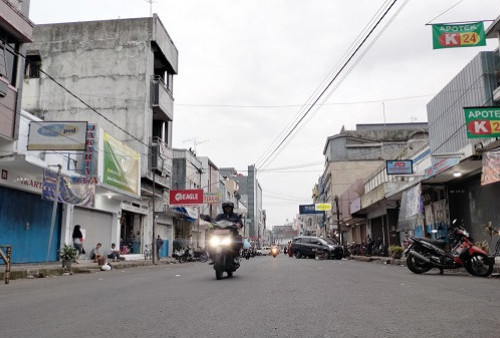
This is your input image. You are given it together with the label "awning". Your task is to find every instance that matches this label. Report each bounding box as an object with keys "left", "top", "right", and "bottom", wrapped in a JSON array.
[
  {"left": 172, "top": 207, "right": 197, "bottom": 222},
  {"left": 421, "top": 156, "right": 482, "bottom": 184}
]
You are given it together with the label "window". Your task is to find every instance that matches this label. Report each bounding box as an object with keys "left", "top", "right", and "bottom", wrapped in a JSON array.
[
  {"left": 25, "top": 54, "right": 42, "bottom": 79},
  {"left": 0, "top": 35, "right": 19, "bottom": 86}
]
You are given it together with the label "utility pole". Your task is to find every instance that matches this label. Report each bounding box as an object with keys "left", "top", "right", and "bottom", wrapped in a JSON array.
[
  {"left": 152, "top": 167, "right": 157, "bottom": 264},
  {"left": 151, "top": 140, "right": 158, "bottom": 265},
  {"left": 46, "top": 165, "right": 61, "bottom": 262},
  {"left": 334, "top": 195, "right": 342, "bottom": 246}
]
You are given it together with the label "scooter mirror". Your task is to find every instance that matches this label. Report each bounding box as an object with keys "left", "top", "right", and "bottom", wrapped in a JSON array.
[{"left": 431, "top": 229, "right": 438, "bottom": 234}]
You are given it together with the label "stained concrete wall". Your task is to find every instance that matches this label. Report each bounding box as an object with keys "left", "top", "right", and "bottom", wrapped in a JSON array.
[{"left": 22, "top": 15, "right": 178, "bottom": 177}]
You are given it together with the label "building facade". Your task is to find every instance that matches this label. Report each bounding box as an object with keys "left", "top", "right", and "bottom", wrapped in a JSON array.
[
  {"left": 320, "top": 123, "right": 428, "bottom": 245},
  {"left": 20, "top": 15, "right": 178, "bottom": 260}
]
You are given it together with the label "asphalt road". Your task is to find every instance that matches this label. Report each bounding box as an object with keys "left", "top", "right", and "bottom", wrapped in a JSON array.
[{"left": 1, "top": 255, "right": 500, "bottom": 338}]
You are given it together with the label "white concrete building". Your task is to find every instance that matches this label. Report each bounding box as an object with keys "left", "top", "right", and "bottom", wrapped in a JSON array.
[{"left": 21, "top": 15, "right": 178, "bottom": 258}]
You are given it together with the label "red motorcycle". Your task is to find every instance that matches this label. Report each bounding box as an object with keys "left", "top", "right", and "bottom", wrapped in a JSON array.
[{"left": 404, "top": 221, "right": 494, "bottom": 277}]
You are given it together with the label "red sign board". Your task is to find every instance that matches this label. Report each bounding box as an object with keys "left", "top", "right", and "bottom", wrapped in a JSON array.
[{"left": 169, "top": 189, "right": 204, "bottom": 205}]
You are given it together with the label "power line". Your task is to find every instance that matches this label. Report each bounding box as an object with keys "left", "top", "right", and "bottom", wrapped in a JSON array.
[
  {"left": 426, "top": 0, "right": 465, "bottom": 25},
  {"left": 254, "top": 0, "right": 397, "bottom": 169},
  {"left": 256, "top": 0, "right": 403, "bottom": 171},
  {"left": 5, "top": 43, "right": 153, "bottom": 157}
]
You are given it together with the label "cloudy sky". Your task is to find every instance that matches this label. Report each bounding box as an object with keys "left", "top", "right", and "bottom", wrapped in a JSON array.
[{"left": 29, "top": 0, "right": 499, "bottom": 227}]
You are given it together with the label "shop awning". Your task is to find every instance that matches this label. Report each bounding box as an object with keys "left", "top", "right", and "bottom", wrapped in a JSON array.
[
  {"left": 172, "top": 207, "right": 197, "bottom": 222},
  {"left": 421, "top": 156, "right": 482, "bottom": 184}
]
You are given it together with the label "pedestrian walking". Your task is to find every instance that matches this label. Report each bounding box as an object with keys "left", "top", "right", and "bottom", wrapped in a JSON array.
[
  {"left": 156, "top": 235, "right": 164, "bottom": 260},
  {"left": 72, "top": 225, "right": 83, "bottom": 263},
  {"left": 288, "top": 241, "right": 293, "bottom": 257}
]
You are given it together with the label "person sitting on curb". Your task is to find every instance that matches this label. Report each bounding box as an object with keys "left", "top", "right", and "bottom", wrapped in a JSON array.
[
  {"left": 107, "top": 243, "right": 124, "bottom": 262},
  {"left": 89, "top": 243, "right": 106, "bottom": 266}
]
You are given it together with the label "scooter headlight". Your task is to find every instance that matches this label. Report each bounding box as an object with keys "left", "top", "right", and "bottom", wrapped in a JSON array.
[
  {"left": 209, "top": 236, "right": 221, "bottom": 247},
  {"left": 209, "top": 235, "right": 232, "bottom": 247},
  {"left": 221, "top": 237, "right": 232, "bottom": 246}
]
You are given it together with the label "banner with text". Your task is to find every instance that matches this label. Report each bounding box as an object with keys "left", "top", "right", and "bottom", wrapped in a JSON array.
[
  {"left": 299, "top": 204, "right": 324, "bottom": 215},
  {"left": 42, "top": 169, "right": 95, "bottom": 207},
  {"left": 464, "top": 107, "right": 500, "bottom": 138},
  {"left": 203, "top": 192, "right": 220, "bottom": 204},
  {"left": 432, "top": 22, "right": 486, "bottom": 49},
  {"left": 481, "top": 149, "right": 500, "bottom": 186}
]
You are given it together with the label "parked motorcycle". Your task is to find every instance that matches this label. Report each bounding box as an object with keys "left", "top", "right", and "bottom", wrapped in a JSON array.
[
  {"left": 404, "top": 221, "right": 494, "bottom": 277},
  {"left": 271, "top": 246, "right": 279, "bottom": 258},
  {"left": 176, "top": 248, "right": 208, "bottom": 263},
  {"left": 202, "top": 214, "right": 242, "bottom": 280}
]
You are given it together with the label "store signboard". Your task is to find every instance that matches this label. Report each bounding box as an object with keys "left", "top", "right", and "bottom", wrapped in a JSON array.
[
  {"left": 299, "top": 204, "right": 324, "bottom": 215},
  {"left": 169, "top": 189, "right": 204, "bottom": 205},
  {"left": 28, "top": 121, "right": 87, "bottom": 150},
  {"left": 315, "top": 203, "right": 332, "bottom": 211},
  {"left": 432, "top": 22, "right": 486, "bottom": 49},
  {"left": 386, "top": 160, "right": 413, "bottom": 175},
  {"left": 464, "top": 107, "right": 500, "bottom": 138},
  {"left": 203, "top": 192, "right": 220, "bottom": 204}
]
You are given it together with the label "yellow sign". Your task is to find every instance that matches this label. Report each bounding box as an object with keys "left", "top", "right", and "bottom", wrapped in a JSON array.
[{"left": 315, "top": 203, "right": 331, "bottom": 211}]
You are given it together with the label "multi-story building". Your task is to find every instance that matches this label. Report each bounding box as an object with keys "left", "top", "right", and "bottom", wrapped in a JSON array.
[
  {"left": 172, "top": 148, "right": 203, "bottom": 249},
  {"left": 320, "top": 123, "right": 428, "bottom": 245},
  {"left": 0, "top": 0, "right": 42, "bottom": 262},
  {"left": 231, "top": 165, "right": 264, "bottom": 243},
  {"left": 21, "top": 15, "right": 178, "bottom": 259},
  {"left": 353, "top": 133, "right": 430, "bottom": 246},
  {"left": 420, "top": 49, "right": 500, "bottom": 243}
]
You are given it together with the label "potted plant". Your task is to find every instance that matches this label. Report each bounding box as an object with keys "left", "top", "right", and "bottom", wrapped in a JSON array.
[
  {"left": 389, "top": 245, "right": 403, "bottom": 259},
  {"left": 58, "top": 244, "right": 78, "bottom": 269}
]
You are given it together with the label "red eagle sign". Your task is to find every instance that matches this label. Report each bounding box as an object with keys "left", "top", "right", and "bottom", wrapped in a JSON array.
[{"left": 169, "top": 189, "right": 204, "bottom": 205}]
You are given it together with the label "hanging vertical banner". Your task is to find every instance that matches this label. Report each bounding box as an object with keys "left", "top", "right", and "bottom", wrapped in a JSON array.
[
  {"left": 42, "top": 169, "right": 96, "bottom": 207},
  {"left": 481, "top": 149, "right": 500, "bottom": 186},
  {"left": 432, "top": 22, "right": 486, "bottom": 49},
  {"left": 82, "top": 123, "right": 98, "bottom": 176}
]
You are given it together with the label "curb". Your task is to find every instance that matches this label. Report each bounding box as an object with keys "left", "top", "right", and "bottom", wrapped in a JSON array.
[{"left": 1, "top": 258, "right": 179, "bottom": 282}]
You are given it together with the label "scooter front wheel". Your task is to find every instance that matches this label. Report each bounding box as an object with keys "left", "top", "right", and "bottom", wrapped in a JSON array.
[{"left": 215, "top": 267, "right": 223, "bottom": 280}]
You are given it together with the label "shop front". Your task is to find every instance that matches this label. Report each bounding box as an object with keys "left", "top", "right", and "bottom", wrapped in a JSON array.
[
  {"left": 73, "top": 207, "right": 114, "bottom": 255},
  {"left": 120, "top": 202, "right": 148, "bottom": 254}
]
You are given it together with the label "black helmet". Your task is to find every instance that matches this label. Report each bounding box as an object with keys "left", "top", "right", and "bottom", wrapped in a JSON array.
[{"left": 222, "top": 200, "right": 234, "bottom": 209}]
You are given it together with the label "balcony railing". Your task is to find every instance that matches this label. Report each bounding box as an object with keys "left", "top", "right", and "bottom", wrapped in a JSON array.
[
  {"left": 151, "top": 137, "right": 173, "bottom": 179},
  {"left": 150, "top": 75, "right": 174, "bottom": 121}
]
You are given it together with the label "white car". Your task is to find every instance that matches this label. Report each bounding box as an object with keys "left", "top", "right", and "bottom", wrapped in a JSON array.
[{"left": 260, "top": 247, "right": 271, "bottom": 256}]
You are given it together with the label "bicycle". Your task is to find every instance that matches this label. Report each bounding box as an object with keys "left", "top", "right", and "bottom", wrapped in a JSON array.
[{"left": 144, "top": 244, "right": 152, "bottom": 260}]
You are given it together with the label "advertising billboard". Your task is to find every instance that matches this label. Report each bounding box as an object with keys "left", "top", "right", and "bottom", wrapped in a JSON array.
[
  {"left": 100, "top": 131, "right": 140, "bottom": 197},
  {"left": 27, "top": 121, "right": 87, "bottom": 150}
]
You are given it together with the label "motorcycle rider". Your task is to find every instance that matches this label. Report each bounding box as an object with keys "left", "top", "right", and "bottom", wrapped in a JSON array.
[{"left": 208, "top": 200, "right": 243, "bottom": 265}]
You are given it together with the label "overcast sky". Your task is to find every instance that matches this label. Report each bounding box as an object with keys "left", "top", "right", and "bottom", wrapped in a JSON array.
[{"left": 29, "top": 0, "right": 499, "bottom": 227}]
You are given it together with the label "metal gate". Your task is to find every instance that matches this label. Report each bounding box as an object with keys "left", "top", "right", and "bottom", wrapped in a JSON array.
[{"left": 0, "top": 187, "right": 61, "bottom": 263}]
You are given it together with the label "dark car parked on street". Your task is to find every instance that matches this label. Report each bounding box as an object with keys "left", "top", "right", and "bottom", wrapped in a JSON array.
[{"left": 290, "top": 236, "right": 343, "bottom": 259}]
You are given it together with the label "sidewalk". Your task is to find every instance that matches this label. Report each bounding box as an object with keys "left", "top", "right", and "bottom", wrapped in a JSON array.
[
  {"left": 349, "top": 255, "right": 500, "bottom": 276},
  {"left": 0, "top": 257, "right": 178, "bottom": 283}
]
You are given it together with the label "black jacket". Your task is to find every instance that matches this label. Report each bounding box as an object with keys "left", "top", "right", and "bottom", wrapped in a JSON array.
[{"left": 214, "top": 212, "right": 243, "bottom": 228}]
